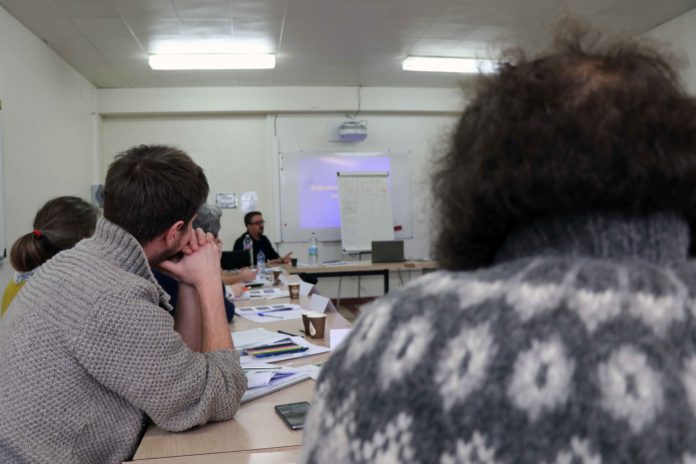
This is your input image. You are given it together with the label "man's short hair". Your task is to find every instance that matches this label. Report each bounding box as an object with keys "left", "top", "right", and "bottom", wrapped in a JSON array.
[
  {"left": 193, "top": 203, "right": 223, "bottom": 237},
  {"left": 432, "top": 21, "right": 696, "bottom": 270},
  {"left": 244, "top": 211, "right": 262, "bottom": 226},
  {"left": 104, "top": 145, "right": 209, "bottom": 244}
]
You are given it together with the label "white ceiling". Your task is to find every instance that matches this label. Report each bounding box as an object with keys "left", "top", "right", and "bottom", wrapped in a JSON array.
[{"left": 1, "top": 0, "right": 695, "bottom": 89}]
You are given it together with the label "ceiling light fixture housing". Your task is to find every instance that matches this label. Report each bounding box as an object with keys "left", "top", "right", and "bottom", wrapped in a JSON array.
[
  {"left": 149, "top": 53, "right": 276, "bottom": 70},
  {"left": 402, "top": 56, "right": 496, "bottom": 74}
]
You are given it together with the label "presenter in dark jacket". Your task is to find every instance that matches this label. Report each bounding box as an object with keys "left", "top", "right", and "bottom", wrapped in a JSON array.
[{"left": 233, "top": 211, "right": 292, "bottom": 265}]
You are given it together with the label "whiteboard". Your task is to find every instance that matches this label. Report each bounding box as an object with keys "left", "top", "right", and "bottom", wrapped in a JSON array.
[
  {"left": 338, "top": 172, "right": 394, "bottom": 253},
  {"left": 278, "top": 151, "right": 412, "bottom": 243}
]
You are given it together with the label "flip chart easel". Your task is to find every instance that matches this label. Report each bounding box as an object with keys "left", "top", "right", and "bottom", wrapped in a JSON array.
[{"left": 337, "top": 171, "right": 394, "bottom": 253}]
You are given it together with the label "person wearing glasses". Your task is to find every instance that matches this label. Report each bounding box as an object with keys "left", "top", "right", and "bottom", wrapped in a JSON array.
[{"left": 233, "top": 211, "right": 292, "bottom": 265}]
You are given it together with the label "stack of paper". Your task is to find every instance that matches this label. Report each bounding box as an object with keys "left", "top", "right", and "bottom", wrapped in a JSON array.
[
  {"left": 241, "top": 368, "right": 311, "bottom": 403},
  {"left": 232, "top": 328, "right": 330, "bottom": 363},
  {"left": 229, "top": 286, "right": 290, "bottom": 301},
  {"left": 245, "top": 341, "right": 308, "bottom": 358},
  {"left": 233, "top": 328, "right": 289, "bottom": 350},
  {"left": 240, "top": 336, "right": 329, "bottom": 363}
]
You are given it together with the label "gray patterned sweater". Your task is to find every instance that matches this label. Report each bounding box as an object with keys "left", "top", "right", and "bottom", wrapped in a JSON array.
[
  {"left": 301, "top": 213, "right": 696, "bottom": 463},
  {"left": 0, "top": 218, "right": 247, "bottom": 463}
]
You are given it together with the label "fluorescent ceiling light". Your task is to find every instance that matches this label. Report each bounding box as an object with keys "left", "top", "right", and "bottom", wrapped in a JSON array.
[
  {"left": 149, "top": 54, "right": 276, "bottom": 70},
  {"left": 402, "top": 56, "right": 496, "bottom": 74}
]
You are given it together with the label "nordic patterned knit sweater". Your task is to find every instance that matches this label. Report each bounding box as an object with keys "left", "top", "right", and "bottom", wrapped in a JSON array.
[
  {"left": 301, "top": 213, "right": 696, "bottom": 464},
  {"left": 0, "top": 218, "right": 247, "bottom": 464}
]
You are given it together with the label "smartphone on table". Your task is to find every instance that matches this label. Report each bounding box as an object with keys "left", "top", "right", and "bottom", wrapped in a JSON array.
[{"left": 274, "top": 401, "right": 310, "bottom": 430}]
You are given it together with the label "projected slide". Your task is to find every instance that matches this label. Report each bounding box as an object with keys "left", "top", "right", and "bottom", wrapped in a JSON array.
[
  {"left": 279, "top": 151, "right": 412, "bottom": 242},
  {"left": 298, "top": 155, "right": 390, "bottom": 229}
]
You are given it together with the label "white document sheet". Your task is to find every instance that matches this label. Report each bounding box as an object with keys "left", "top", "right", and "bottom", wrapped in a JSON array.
[
  {"left": 232, "top": 327, "right": 290, "bottom": 350},
  {"left": 245, "top": 369, "right": 301, "bottom": 388},
  {"left": 248, "top": 287, "right": 290, "bottom": 299},
  {"left": 293, "top": 363, "right": 323, "bottom": 380},
  {"left": 236, "top": 303, "right": 303, "bottom": 323},
  {"left": 330, "top": 328, "right": 351, "bottom": 351}
]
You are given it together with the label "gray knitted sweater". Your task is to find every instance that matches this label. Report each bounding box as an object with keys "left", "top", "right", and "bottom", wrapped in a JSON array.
[
  {"left": 0, "top": 218, "right": 247, "bottom": 463},
  {"left": 301, "top": 213, "right": 696, "bottom": 463}
]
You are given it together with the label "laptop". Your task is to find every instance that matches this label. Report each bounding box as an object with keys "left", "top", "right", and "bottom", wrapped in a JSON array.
[
  {"left": 371, "top": 240, "right": 405, "bottom": 263},
  {"left": 221, "top": 250, "right": 252, "bottom": 270}
]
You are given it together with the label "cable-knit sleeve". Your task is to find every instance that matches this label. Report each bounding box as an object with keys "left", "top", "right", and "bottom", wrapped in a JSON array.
[{"left": 72, "top": 284, "right": 247, "bottom": 432}]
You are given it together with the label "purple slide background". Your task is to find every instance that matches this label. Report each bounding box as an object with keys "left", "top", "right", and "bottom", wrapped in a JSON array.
[{"left": 299, "top": 156, "right": 390, "bottom": 229}]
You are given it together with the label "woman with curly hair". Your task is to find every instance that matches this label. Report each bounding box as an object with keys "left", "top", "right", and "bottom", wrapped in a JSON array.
[{"left": 301, "top": 23, "right": 696, "bottom": 464}]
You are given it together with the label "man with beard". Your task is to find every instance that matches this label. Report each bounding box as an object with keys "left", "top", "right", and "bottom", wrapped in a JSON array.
[
  {"left": 0, "top": 145, "right": 247, "bottom": 464},
  {"left": 233, "top": 211, "right": 292, "bottom": 265}
]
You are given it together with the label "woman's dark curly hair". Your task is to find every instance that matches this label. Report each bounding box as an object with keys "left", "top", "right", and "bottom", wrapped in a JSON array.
[{"left": 432, "top": 23, "right": 696, "bottom": 270}]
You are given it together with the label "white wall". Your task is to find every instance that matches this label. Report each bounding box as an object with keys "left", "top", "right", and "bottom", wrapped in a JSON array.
[
  {"left": 643, "top": 8, "right": 696, "bottom": 93},
  {"left": 101, "top": 115, "right": 271, "bottom": 249},
  {"left": 0, "top": 5, "right": 96, "bottom": 291}
]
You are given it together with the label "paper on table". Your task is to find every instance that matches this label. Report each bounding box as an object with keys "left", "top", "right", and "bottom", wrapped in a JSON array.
[
  {"left": 230, "top": 289, "right": 251, "bottom": 301},
  {"left": 239, "top": 336, "right": 329, "bottom": 363},
  {"left": 241, "top": 361, "right": 282, "bottom": 371},
  {"left": 293, "top": 363, "right": 323, "bottom": 380},
  {"left": 241, "top": 370, "right": 311, "bottom": 403},
  {"left": 248, "top": 287, "right": 289, "bottom": 299},
  {"left": 330, "top": 328, "right": 351, "bottom": 351},
  {"left": 232, "top": 327, "right": 290, "bottom": 350},
  {"left": 246, "top": 369, "right": 299, "bottom": 388},
  {"left": 236, "top": 303, "right": 302, "bottom": 313},
  {"left": 236, "top": 304, "right": 303, "bottom": 323},
  {"left": 308, "top": 294, "right": 330, "bottom": 313},
  {"left": 246, "top": 371, "right": 275, "bottom": 388}
]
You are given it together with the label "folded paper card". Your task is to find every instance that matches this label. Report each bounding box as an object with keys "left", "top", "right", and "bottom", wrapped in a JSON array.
[{"left": 308, "top": 294, "right": 330, "bottom": 313}]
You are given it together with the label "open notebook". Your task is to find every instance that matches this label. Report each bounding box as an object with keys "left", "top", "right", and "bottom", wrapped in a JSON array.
[{"left": 241, "top": 370, "right": 311, "bottom": 404}]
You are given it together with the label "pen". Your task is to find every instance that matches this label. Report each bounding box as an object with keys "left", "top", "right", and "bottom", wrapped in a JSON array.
[
  {"left": 246, "top": 342, "right": 298, "bottom": 352},
  {"left": 277, "top": 330, "right": 302, "bottom": 338},
  {"left": 252, "top": 347, "right": 309, "bottom": 358},
  {"left": 258, "top": 313, "right": 282, "bottom": 319},
  {"left": 258, "top": 307, "right": 293, "bottom": 315}
]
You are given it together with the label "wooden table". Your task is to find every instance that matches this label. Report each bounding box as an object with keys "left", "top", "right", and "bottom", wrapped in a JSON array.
[
  {"left": 129, "top": 295, "right": 350, "bottom": 462},
  {"left": 288, "top": 260, "right": 437, "bottom": 294},
  {"left": 125, "top": 448, "right": 300, "bottom": 464}
]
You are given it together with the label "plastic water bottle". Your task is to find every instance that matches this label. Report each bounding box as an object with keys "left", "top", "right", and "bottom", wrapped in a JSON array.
[
  {"left": 308, "top": 232, "right": 319, "bottom": 265},
  {"left": 257, "top": 250, "right": 266, "bottom": 274},
  {"left": 243, "top": 234, "right": 253, "bottom": 266}
]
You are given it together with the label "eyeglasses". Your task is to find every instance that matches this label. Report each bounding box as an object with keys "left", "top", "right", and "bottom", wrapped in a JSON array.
[{"left": 249, "top": 220, "right": 265, "bottom": 226}]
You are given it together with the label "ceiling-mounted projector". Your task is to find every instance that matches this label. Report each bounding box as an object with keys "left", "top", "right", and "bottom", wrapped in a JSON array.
[{"left": 339, "top": 121, "right": 367, "bottom": 142}]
